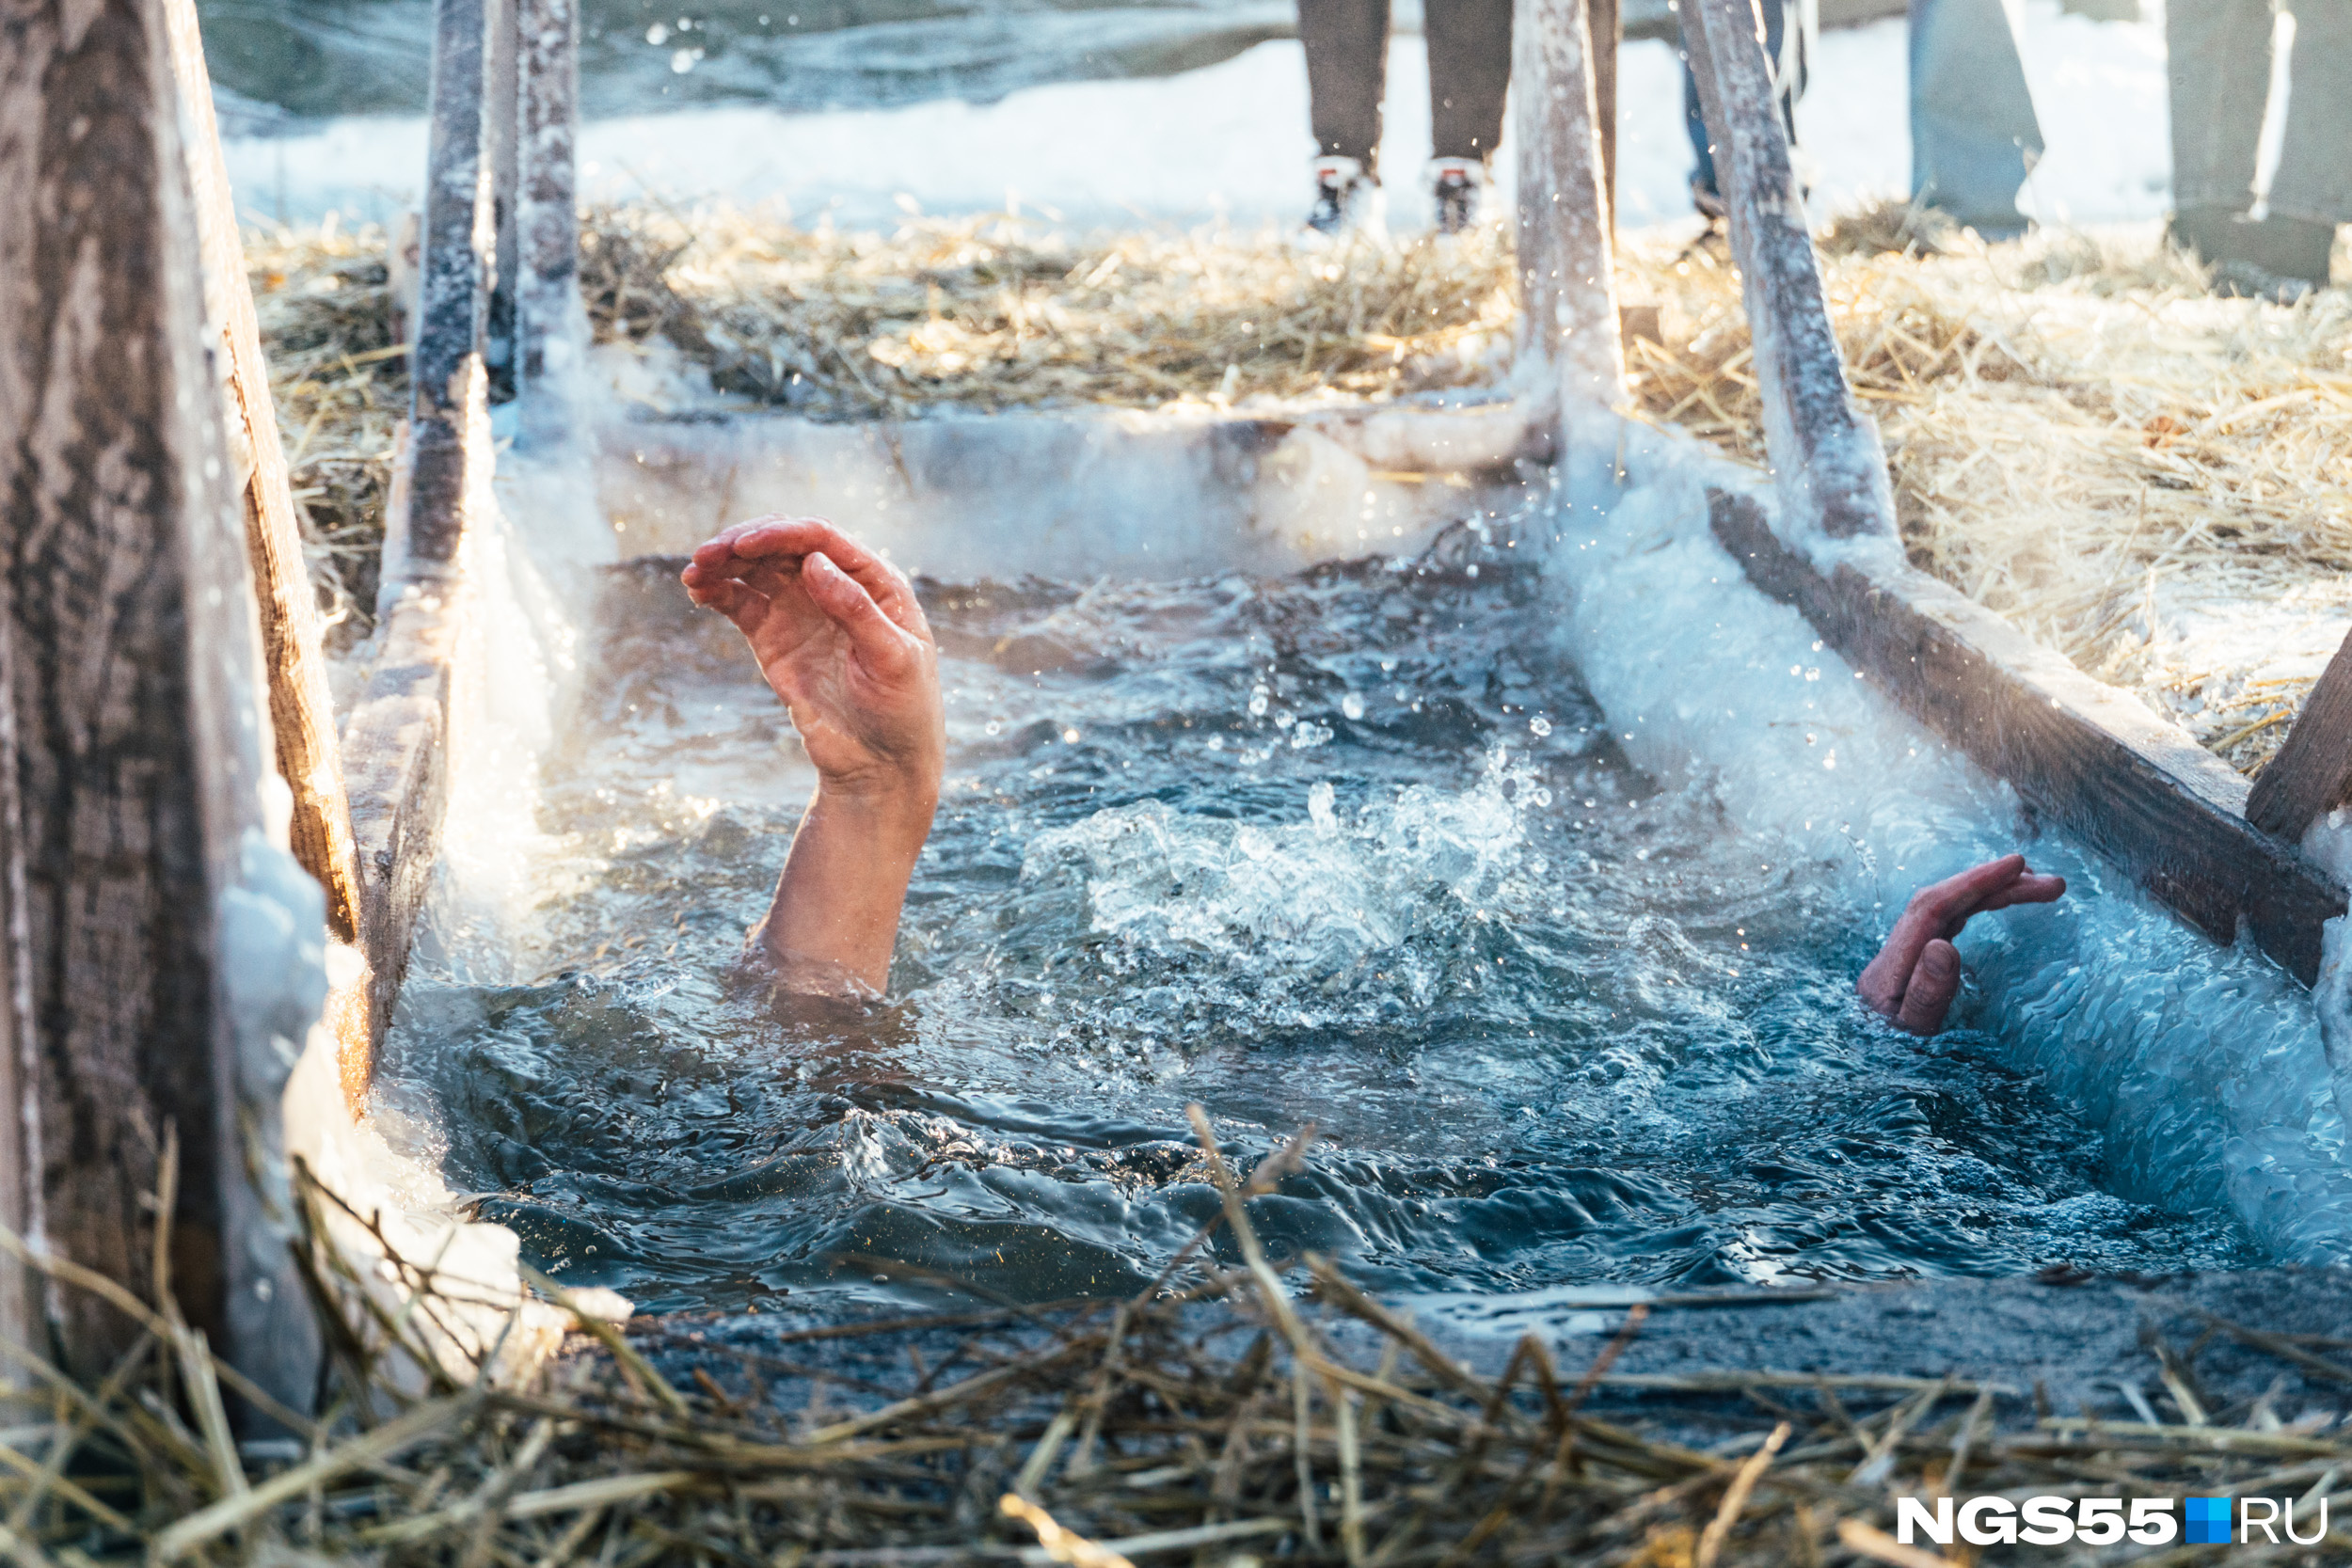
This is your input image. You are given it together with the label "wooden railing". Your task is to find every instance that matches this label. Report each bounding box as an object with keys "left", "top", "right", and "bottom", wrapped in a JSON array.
[{"left": 1681, "top": 0, "right": 2347, "bottom": 982}]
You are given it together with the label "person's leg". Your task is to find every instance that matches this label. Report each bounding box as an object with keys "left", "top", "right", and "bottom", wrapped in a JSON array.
[
  {"left": 1299, "top": 0, "right": 1392, "bottom": 171},
  {"left": 1426, "top": 0, "right": 1515, "bottom": 162},
  {"left": 2166, "top": 0, "right": 2273, "bottom": 217},
  {"left": 2267, "top": 0, "right": 2352, "bottom": 225},
  {"left": 1907, "top": 0, "right": 2044, "bottom": 236}
]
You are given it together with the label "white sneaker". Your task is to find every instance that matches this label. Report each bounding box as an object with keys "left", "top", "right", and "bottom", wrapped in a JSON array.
[{"left": 1305, "top": 156, "right": 1384, "bottom": 238}]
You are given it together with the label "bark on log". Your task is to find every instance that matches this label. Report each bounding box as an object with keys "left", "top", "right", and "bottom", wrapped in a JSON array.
[
  {"left": 160, "top": 0, "right": 373, "bottom": 1105},
  {"left": 2245, "top": 629, "right": 2352, "bottom": 842},
  {"left": 1682, "top": 0, "right": 1894, "bottom": 541},
  {"left": 0, "top": 0, "right": 323, "bottom": 1403},
  {"left": 1511, "top": 0, "right": 1623, "bottom": 420}
]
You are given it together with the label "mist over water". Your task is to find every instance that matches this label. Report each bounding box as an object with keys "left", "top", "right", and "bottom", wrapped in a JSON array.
[{"left": 377, "top": 520, "right": 2252, "bottom": 1316}]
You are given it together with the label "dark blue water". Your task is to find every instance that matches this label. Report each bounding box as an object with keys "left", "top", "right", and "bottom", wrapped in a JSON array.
[{"left": 378, "top": 528, "right": 2252, "bottom": 1315}]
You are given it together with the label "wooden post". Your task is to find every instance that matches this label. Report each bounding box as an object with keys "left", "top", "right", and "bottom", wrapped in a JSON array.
[
  {"left": 1511, "top": 0, "right": 1624, "bottom": 422},
  {"left": 485, "top": 0, "right": 522, "bottom": 404},
  {"left": 2246, "top": 634, "right": 2352, "bottom": 841},
  {"left": 1681, "top": 0, "right": 1894, "bottom": 541},
  {"left": 401, "top": 0, "right": 497, "bottom": 578},
  {"left": 516, "top": 0, "right": 583, "bottom": 394},
  {"left": 342, "top": 0, "right": 497, "bottom": 1056},
  {"left": 1713, "top": 493, "right": 2344, "bottom": 983},
  {"left": 0, "top": 0, "right": 323, "bottom": 1404},
  {"left": 1585, "top": 0, "right": 1619, "bottom": 221},
  {"left": 161, "top": 0, "right": 374, "bottom": 1107}
]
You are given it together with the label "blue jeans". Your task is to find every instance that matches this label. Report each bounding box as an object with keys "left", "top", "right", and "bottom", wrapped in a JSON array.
[
  {"left": 1909, "top": 0, "right": 2042, "bottom": 235},
  {"left": 1679, "top": 0, "right": 2042, "bottom": 234}
]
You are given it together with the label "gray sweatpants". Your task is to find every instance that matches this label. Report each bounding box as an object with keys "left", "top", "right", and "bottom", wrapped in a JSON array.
[
  {"left": 1298, "top": 0, "right": 1517, "bottom": 172},
  {"left": 2170, "top": 0, "right": 2352, "bottom": 224}
]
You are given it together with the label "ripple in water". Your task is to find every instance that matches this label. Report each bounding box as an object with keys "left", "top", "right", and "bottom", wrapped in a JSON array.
[{"left": 379, "top": 527, "right": 2253, "bottom": 1313}]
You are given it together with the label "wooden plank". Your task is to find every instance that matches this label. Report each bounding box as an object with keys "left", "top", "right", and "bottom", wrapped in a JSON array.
[
  {"left": 342, "top": 586, "right": 460, "bottom": 1050},
  {"left": 1711, "top": 491, "right": 2344, "bottom": 985},
  {"left": 1682, "top": 0, "right": 2345, "bottom": 980},
  {"left": 1585, "top": 0, "right": 1619, "bottom": 220},
  {"left": 2245, "top": 628, "right": 2352, "bottom": 840},
  {"left": 0, "top": 0, "right": 320, "bottom": 1402},
  {"left": 1511, "top": 0, "right": 1623, "bottom": 418},
  {"left": 344, "top": 0, "right": 499, "bottom": 1055},
  {"left": 402, "top": 0, "right": 497, "bottom": 575},
  {"left": 484, "top": 0, "right": 521, "bottom": 404},
  {"left": 160, "top": 0, "right": 374, "bottom": 1103},
  {"left": 1679, "top": 0, "right": 1894, "bottom": 541},
  {"left": 516, "top": 0, "right": 582, "bottom": 392}
]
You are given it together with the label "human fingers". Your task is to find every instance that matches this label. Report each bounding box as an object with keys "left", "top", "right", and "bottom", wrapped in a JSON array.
[
  {"left": 1973, "top": 872, "right": 2067, "bottom": 913},
  {"left": 1858, "top": 855, "right": 2025, "bottom": 1016},
  {"left": 727, "top": 519, "right": 927, "bottom": 636},
  {"left": 685, "top": 575, "right": 769, "bottom": 634},
  {"left": 1893, "top": 939, "right": 1963, "bottom": 1036},
  {"left": 689, "top": 517, "right": 774, "bottom": 570},
  {"left": 802, "top": 551, "right": 921, "bottom": 673}
]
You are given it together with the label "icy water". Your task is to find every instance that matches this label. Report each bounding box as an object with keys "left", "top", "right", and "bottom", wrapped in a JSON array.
[{"left": 379, "top": 526, "right": 2254, "bottom": 1315}]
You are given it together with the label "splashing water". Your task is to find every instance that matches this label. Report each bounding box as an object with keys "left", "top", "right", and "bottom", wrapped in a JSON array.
[{"left": 374, "top": 521, "right": 2260, "bottom": 1315}]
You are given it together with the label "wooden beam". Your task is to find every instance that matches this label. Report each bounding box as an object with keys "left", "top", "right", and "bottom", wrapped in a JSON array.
[
  {"left": 0, "top": 0, "right": 322, "bottom": 1403},
  {"left": 1712, "top": 493, "right": 2343, "bottom": 983},
  {"left": 1679, "top": 0, "right": 2345, "bottom": 979},
  {"left": 516, "top": 0, "right": 582, "bottom": 393},
  {"left": 161, "top": 0, "right": 374, "bottom": 1106},
  {"left": 1585, "top": 0, "right": 1619, "bottom": 219},
  {"left": 2244, "top": 629, "right": 2352, "bottom": 841},
  {"left": 402, "top": 0, "right": 497, "bottom": 576},
  {"left": 1511, "top": 0, "right": 1624, "bottom": 422},
  {"left": 342, "top": 0, "right": 499, "bottom": 1059},
  {"left": 484, "top": 0, "right": 522, "bottom": 404},
  {"left": 1679, "top": 0, "right": 1893, "bottom": 541}
]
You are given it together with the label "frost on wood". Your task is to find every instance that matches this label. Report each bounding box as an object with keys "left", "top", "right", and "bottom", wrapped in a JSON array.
[
  {"left": 1681, "top": 0, "right": 1896, "bottom": 552},
  {"left": 405, "top": 0, "right": 497, "bottom": 574},
  {"left": 1510, "top": 0, "right": 1622, "bottom": 419},
  {"left": 516, "top": 0, "right": 585, "bottom": 394},
  {"left": 0, "top": 0, "right": 321, "bottom": 1404}
]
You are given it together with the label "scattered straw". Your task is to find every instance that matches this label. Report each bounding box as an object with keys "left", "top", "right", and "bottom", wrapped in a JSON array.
[
  {"left": 245, "top": 219, "right": 407, "bottom": 648},
  {"left": 249, "top": 200, "right": 2352, "bottom": 778},
  {"left": 8, "top": 1114, "right": 2350, "bottom": 1566},
  {"left": 579, "top": 202, "right": 1518, "bottom": 419},
  {"left": 1618, "top": 210, "right": 2352, "bottom": 776}
]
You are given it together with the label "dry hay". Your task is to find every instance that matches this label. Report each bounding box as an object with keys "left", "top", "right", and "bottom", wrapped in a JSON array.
[
  {"left": 12, "top": 1117, "right": 2352, "bottom": 1568},
  {"left": 1618, "top": 213, "right": 2352, "bottom": 777},
  {"left": 250, "top": 199, "right": 2352, "bottom": 778},
  {"left": 245, "top": 219, "right": 408, "bottom": 650},
  {"left": 579, "top": 202, "right": 1518, "bottom": 419}
]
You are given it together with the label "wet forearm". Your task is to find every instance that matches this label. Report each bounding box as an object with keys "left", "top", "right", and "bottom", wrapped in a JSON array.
[{"left": 755, "top": 783, "right": 938, "bottom": 992}]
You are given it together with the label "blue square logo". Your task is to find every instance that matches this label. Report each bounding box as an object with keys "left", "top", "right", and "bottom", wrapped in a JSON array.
[{"left": 2185, "top": 1497, "right": 2233, "bottom": 1544}]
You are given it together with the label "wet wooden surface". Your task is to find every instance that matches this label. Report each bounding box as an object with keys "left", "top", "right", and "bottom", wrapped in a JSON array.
[{"left": 1712, "top": 492, "right": 2344, "bottom": 985}]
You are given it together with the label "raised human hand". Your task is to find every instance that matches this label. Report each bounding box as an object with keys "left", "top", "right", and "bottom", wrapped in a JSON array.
[
  {"left": 681, "top": 517, "right": 945, "bottom": 991},
  {"left": 680, "top": 516, "right": 945, "bottom": 807},
  {"left": 1856, "top": 854, "right": 2066, "bottom": 1036}
]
